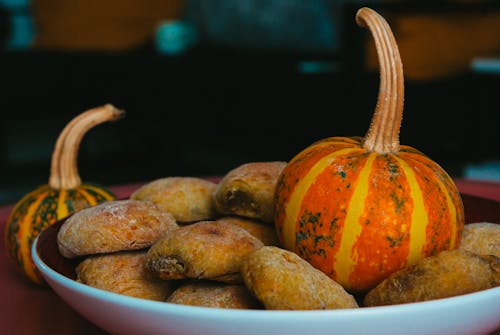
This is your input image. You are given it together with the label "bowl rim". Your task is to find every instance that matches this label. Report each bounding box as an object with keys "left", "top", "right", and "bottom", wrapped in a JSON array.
[{"left": 31, "top": 234, "right": 500, "bottom": 320}]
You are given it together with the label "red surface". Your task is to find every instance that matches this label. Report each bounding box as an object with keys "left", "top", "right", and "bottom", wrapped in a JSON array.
[
  {"left": 0, "top": 179, "right": 499, "bottom": 335},
  {"left": 454, "top": 178, "right": 500, "bottom": 202}
]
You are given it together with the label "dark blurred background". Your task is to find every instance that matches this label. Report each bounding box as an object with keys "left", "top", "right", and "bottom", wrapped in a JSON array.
[{"left": 0, "top": 0, "right": 499, "bottom": 205}]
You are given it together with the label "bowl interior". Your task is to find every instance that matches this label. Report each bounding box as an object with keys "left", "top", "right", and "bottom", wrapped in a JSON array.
[{"left": 36, "top": 217, "right": 80, "bottom": 279}]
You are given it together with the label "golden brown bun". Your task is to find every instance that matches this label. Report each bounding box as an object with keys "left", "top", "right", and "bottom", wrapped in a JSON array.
[
  {"left": 459, "top": 222, "right": 499, "bottom": 257},
  {"left": 147, "top": 220, "right": 263, "bottom": 283},
  {"left": 76, "top": 251, "right": 176, "bottom": 301},
  {"left": 213, "top": 162, "right": 287, "bottom": 223},
  {"left": 241, "top": 246, "right": 359, "bottom": 310},
  {"left": 216, "top": 216, "right": 280, "bottom": 246},
  {"left": 131, "top": 177, "right": 217, "bottom": 223},
  {"left": 57, "top": 199, "right": 178, "bottom": 258},
  {"left": 167, "top": 281, "right": 262, "bottom": 309},
  {"left": 364, "top": 249, "right": 500, "bottom": 306}
]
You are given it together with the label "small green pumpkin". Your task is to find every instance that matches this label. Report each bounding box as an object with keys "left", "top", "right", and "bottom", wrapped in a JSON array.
[{"left": 4, "top": 104, "right": 124, "bottom": 285}]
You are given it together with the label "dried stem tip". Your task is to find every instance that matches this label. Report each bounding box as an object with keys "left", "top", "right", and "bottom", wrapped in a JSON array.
[{"left": 49, "top": 104, "right": 125, "bottom": 189}]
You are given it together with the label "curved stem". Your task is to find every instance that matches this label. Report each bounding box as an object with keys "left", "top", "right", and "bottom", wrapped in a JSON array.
[
  {"left": 357, "top": 7, "right": 404, "bottom": 154},
  {"left": 49, "top": 104, "right": 125, "bottom": 189}
]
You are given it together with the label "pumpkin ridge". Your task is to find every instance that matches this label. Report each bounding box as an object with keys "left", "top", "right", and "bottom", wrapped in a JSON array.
[
  {"left": 393, "top": 156, "right": 429, "bottom": 266},
  {"left": 435, "top": 177, "right": 458, "bottom": 250},
  {"left": 82, "top": 183, "right": 115, "bottom": 202},
  {"left": 399, "top": 151, "right": 464, "bottom": 244},
  {"left": 64, "top": 188, "right": 97, "bottom": 214},
  {"left": 281, "top": 142, "right": 363, "bottom": 202},
  {"left": 399, "top": 151, "right": 462, "bottom": 204},
  {"left": 398, "top": 153, "right": 460, "bottom": 251},
  {"left": 317, "top": 137, "right": 363, "bottom": 146},
  {"left": 347, "top": 154, "right": 413, "bottom": 291},
  {"left": 296, "top": 151, "right": 371, "bottom": 279},
  {"left": 77, "top": 187, "right": 101, "bottom": 207},
  {"left": 289, "top": 138, "right": 360, "bottom": 166},
  {"left": 56, "top": 189, "right": 69, "bottom": 219},
  {"left": 281, "top": 147, "right": 362, "bottom": 250},
  {"left": 4, "top": 188, "right": 46, "bottom": 264},
  {"left": 18, "top": 193, "right": 47, "bottom": 282},
  {"left": 334, "top": 153, "right": 376, "bottom": 288}
]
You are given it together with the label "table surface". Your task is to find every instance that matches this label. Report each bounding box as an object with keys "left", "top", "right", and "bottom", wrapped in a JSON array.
[{"left": 1, "top": 179, "right": 499, "bottom": 335}]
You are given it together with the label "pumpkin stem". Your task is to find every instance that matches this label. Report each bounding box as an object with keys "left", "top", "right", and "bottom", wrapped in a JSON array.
[
  {"left": 49, "top": 104, "right": 125, "bottom": 189},
  {"left": 357, "top": 7, "right": 404, "bottom": 154}
]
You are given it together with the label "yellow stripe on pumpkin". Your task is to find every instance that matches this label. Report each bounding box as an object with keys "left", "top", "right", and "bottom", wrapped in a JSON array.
[
  {"left": 394, "top": 157, "right": 428, "bottom": 266},
  {"left": 85, "top": 184, "right": 115, "bottom": 202},
  {"left": 56, "top": 189, "right": 68, "bottom": 219},
  {"left": 95, "top": 185, "right": 115, "bottom": 200},
  {"left": 289, "top": 137, "right": 359, "bottom": 166},
  {"left": 282, "top": 148, "right": 361, "bottom": 251},
  {"left": 400, "top": 152, "right": 463, "bottom": 256},
  {"left": 78, "top": 187, "right": 100, "bottom": 206},
  {"left": 400, "top": 151, "right": 462, "bottom": 249},
  {"left": 18, "top": 191, "right": 48, "bottom": 282},
  {"left": 334, "top": 153, "right": 376, "bottom": 287},
  {"left": 323, "top": 136, "right": 362, "bottom": 145}
]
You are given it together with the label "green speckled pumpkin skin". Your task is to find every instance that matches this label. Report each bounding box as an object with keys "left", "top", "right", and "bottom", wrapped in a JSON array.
[{"left": 5, "top": 183, "right": 115, "bottom": 285}]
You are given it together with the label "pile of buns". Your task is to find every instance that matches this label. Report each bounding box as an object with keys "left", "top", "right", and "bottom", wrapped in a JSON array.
[{"left": 57, "top": 161, "right": 500, "bottom": 310}]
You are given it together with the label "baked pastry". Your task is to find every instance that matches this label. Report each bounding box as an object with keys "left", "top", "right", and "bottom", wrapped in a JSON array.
[
  {"left": 167, "top": 281, "right": 262, "bottom": 309},
  {"left": 57, "top": 199, "right": 178, "bottom": 258},
  {"left": 213, "top": 161, "right": 287, "bottom": 223},
  {"left": 459, "top": 222, "right": 499, "bottom": 257},
  {"left": 147, "top": 220, "right": 263, "bottom": 283},
  {"left": 241, "top": 246, "right": 359, "bottom": 310},
  {"left": 76, "top": 250, "right": 175, "bottom": 301},
  {"left": 131, "top": 177, "right": 217, "bottom": 223},
  {"left": 216, "top": 216, "right": 280, "bottom": 246},
  {"left": 364, "top": 249, "right": 500, "bottom": 306}
]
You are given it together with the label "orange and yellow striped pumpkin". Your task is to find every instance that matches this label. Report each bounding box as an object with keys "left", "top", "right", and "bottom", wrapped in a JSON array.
[
  {"left": 4, "top": 104, "right": 124, "bottom": 285},
  {"left": 274, "top": 8, "right": 464, "bottom": 293}
]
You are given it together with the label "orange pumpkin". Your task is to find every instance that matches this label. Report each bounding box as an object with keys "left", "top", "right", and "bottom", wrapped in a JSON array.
[
  {"left": 274, "top": 8, "right": 464, "bottom": 293},
  {"left": 4, "top": 104, "right": 124, "bottom": 285}
]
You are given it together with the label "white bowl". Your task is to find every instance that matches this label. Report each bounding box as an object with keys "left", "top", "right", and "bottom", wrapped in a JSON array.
[{"left": 32, "top": 194, "right": 500, "bottom": 335}]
